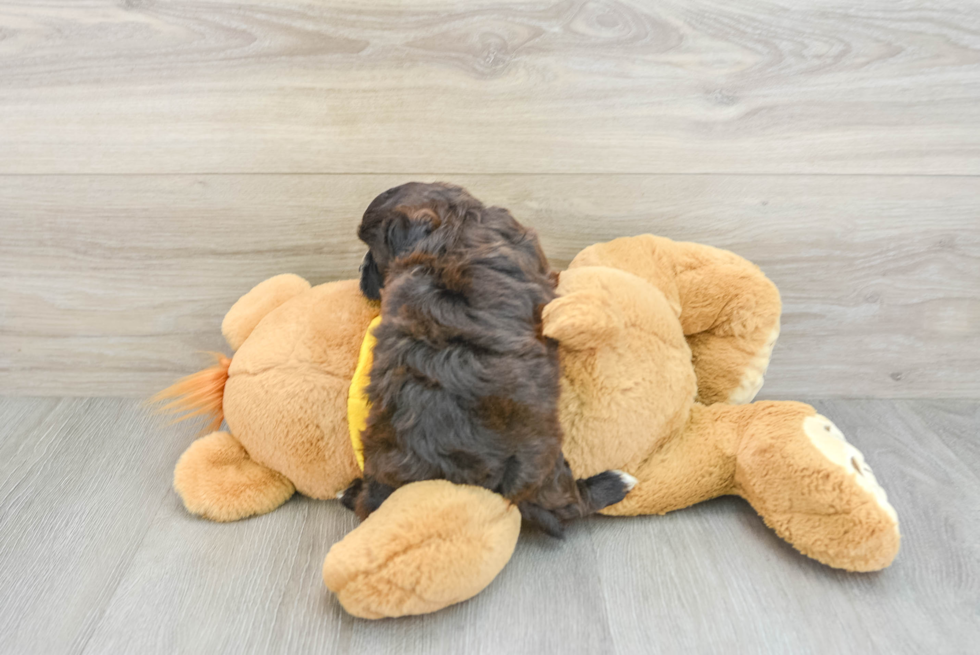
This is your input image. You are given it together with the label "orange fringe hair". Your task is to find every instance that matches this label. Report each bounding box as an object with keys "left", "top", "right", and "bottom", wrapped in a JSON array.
[{"left": 150, "top": 352, "right": 231, "bottom": 433}]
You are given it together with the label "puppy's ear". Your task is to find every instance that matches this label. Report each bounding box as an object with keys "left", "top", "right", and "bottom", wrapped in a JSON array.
[
  {"left": 541, "top": 290, "right": 624, "bottom": 350},
  {"left": 359, "top": 250, "right": 384, "bottom": 300},
  {"left": 386, "top": 207, "right": 440, "bottom": 257}
]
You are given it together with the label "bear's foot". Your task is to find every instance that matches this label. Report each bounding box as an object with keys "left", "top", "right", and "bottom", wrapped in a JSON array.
[
  {"left": 738, "top": 405, "right": 900, "bottom": 572},
  {"left": 323, "top": 480, "right": 521, "bottom": 618},
  {"left": 174, "top": 431, "right": 295, "bottom": 522},
  {"left": 803, "top": 413, "right": 898, "bottom": 526}
]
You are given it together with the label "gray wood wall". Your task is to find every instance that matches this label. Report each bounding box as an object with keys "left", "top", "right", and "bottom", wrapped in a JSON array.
[{"left": 1, "top": 1, "right": 978, "bottom": 398}]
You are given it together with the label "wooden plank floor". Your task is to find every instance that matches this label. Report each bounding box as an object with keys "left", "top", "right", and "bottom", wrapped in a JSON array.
[
  {"left": 1, "top": 0, "right": 979, "bottom": 399},
  {"left": 2, "top": 174, "right": 978, "bottom": 399},
  {"left": 1, "top": 397, "right": 977, "bottom": 654},
  {"left": 2, "top": 0, "right": 979, "bottom": 175}
]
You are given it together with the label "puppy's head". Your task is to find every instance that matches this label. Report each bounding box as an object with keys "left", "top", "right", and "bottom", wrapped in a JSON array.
[{"left": 357, "top": 182, "right": 481, "bottom": 299}]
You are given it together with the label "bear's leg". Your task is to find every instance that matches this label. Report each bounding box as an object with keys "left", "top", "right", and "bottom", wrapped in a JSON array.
[
  {"left": 567, "top": 235, "right": 782, "bottom": 405},
  {"left": 671, "top": 242, "right": 782, "bottom": 405},
  {"left": 174, "top": 431, "right": 295, "bottom": 522},
  {"left": 601, "top": 401, "right": 900, "bottom": 571},
  {"left": 686, "top": 320, "right": 780, "bottom": 405}
]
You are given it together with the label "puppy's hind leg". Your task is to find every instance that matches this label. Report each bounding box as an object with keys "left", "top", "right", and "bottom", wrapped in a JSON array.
[
  {"left": 520, "top": 456, "right": 635, "bottom": 535},
  {"left": 517, "top": 501, "right": 566, "bottom": 538}
]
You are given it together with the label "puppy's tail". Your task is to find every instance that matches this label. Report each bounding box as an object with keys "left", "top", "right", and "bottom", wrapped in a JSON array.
[{"left": 149, "top": 352, "right": 231, "bottom": 433}]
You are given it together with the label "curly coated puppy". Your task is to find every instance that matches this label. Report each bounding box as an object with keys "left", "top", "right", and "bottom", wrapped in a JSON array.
[{"left": 341, "top": 182, "right": 634, "bottom": 536}]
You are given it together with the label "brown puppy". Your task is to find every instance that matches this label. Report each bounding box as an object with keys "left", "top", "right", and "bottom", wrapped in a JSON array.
[{"left": 342, "top": 182, "right": 634, "bottom": 536}]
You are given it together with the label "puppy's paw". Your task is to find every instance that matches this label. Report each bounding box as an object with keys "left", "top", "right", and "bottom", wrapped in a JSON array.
[
  {"left": 338, "top": 478, "right": 363, "bottom": 512},
  {"left": 612, "top": 470, "right": 638, "bottom": 492},
  {"left": 584, "top": 469, "right": 636, "bottom": 510}
]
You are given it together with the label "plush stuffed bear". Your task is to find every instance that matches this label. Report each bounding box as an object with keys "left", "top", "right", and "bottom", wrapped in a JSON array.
[{"left": 158, "top": 235, "right": 900, "bottom": 619}]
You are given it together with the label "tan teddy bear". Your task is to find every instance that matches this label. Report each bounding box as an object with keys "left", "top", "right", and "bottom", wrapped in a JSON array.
[{"left": 157, "top": 235, "right": 899, "bottom": 619}]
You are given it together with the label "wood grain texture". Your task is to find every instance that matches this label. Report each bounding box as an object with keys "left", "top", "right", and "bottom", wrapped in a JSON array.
[
  {"left": 83, "top": 491, "right": 319, "bottom": 653},
  {"left": 2, "top": 174, "right": 977, "bottom": 398},
  {"left": 1, "top": 0, "right": 979, "bottom": 175},
  {"left": 0, "top": 398, "right": 977, "bottom": 654},
  {"left": 0, "top": 397, "right": 194, "bottom": 655}
]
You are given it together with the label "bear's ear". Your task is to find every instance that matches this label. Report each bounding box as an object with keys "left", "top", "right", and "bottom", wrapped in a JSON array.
[{"left": 542, "top": 290, "right": 624, "bottom": 351}]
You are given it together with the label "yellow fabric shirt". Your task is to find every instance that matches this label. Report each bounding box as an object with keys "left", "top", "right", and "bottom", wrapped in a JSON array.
[{"left": 347, "top": 316, "right": 381, "bottom": 471}]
